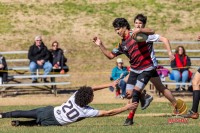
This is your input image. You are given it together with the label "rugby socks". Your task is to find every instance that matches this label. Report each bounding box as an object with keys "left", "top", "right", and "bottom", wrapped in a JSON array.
[
  {"left": 0, "top": 112, "right": 18, "bottom": 118},
  {"left": 127, "top": 111, "right": 135, "bottom": 119},
  {"left": 12, "top": 120, "right": 38, "bottom": 126},
  {"left": 191, "top": 90, "right": 200, "bottom": 113},
  {"left": 0, "top": 112, "right": 10, "bottom": 118},
  {"left": 0, "top": 112, "right": 17, "bottom": 118},
  {"left": 132, "top": 89, "right": 141, "bottom": 103},
  {"left": 116, "top": 89, "right": 120, "bottom": 96},
  {"left": 126, "top": 89, "right": 141, "bottom": 119},
  {"left": 0, "top": 110, "right": 37, "bottom": 118}
]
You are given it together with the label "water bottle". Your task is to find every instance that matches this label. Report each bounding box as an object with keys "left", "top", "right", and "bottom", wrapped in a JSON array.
[
  {"left": 161, "top": 74, "right": 165, "bottom": 82},
  {"left": 0, "top": 77, "right": 2, "bottom": 85}
]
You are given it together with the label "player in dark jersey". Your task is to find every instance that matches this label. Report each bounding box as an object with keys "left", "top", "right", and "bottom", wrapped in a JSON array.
[
  {"left": 93, "top": 18, "right": 160, "bottom": 125},
  {"left": 122, "top": 14, "right": 178, "bottom": 125}
]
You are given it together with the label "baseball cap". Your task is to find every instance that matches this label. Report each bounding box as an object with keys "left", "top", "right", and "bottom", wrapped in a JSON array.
[{"left": 117, "top": 58, "right": 123, "bottom": 63}]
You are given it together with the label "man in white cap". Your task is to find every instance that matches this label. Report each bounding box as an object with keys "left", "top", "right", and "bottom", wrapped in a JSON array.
[
  {"left": 28, "top": 35, "right": 52, "bottom": 83},
  {"left": 110, "top": 58, "right": 128, "bottom": 98}
]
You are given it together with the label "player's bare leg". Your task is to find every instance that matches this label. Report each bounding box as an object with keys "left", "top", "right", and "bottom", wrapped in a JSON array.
[{"left": 150, "top": 77, "right": 177, "bottom": 106}]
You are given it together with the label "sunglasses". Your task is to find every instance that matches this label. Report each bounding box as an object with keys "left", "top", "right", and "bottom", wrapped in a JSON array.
[
  {"left": 53, "top": 45, "right": 58, "bottom": 47},
  {"left": 36, "top": 40, "right": 41, "bottom": 42}
]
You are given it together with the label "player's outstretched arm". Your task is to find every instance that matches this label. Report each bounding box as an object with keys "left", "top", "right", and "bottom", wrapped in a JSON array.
[
  {"left": 132, "top": 28, "right": 155, "bottom": 36},
  {"left": 131, "top": 28, "right": 155, "bottom": 39},
  {"left": 97, "top": 102, "right": 138, "bottom": 117},
  {"left": 159, "top": 36, "right": 175, "bottom": 61},
  {"left": 139, "top": 28, "right": 155, "bottom": 35},
  {"left": 92, "top": 80, "right": 119, "bottom": 92},
  {"left": 93, "top": 37, "right": 116, "bottom": 59}
]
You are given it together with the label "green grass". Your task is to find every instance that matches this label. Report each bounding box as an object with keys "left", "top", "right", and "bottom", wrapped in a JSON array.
[
  {"left": 0, "top": 0, "right": 199, "bottom": 36},
  {"left": 0, "top": 102, "right": 199, "bottom": 133}
]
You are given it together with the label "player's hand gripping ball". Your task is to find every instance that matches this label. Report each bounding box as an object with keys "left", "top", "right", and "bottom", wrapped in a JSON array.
[{"left": 135, "top": 33, "right": 148, "bottom": 42}]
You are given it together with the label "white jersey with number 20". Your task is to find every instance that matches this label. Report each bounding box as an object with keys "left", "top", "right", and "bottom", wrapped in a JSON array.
[{"left": 54, "top": 92, "right": 99, "bottom": 125}]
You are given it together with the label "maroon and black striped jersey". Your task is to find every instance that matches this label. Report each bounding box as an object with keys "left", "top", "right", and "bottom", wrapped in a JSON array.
[{"left": 112, "top": 32, "right": 153, "bottom": 70}]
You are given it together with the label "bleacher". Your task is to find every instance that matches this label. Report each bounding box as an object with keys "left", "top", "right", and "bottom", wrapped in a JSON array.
[
  {"left": 150, "top": 41, "right": 200, "bottom": 96},
  {"left": 0, "top": 51, "right": 70, "bottom": 97}
]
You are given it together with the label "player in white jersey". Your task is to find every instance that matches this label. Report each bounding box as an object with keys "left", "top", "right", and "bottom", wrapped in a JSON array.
[{"left": 0, "top": 82, "right": 138, "bottom": 126}]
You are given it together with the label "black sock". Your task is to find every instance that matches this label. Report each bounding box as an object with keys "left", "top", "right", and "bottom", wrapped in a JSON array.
[
  {"left": 1, "top": 112, "right": 11, "bottom": 118},
  {"left": 132, "top": 89, "right": 141, "bottom": 103},
  {"left": 18, "top": 120, "right": 38, "bottom": 126},
  {"left": 191, "top": 90, "right": 200, "bottom": 113}
]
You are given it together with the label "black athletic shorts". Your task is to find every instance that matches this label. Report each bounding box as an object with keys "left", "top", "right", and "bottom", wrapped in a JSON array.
[
  {"left": 36, "top": 106, "right": 61, "bottom": 126},
  {"left": 198, "top": 68, "right": 200, "bottom": 73},
  {"left": 126, "top": 69, "right": 158, "bottom": 91}
]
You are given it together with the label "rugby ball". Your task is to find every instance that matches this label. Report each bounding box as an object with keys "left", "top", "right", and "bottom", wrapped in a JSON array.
[
  {"left": 135, "top": 33, "right": 148, "bottom": 42},
  {"left": 173, "top": 99, "right": 188, "bottom": 115}
]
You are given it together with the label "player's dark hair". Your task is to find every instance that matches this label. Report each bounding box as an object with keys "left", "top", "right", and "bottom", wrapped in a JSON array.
[
  {"left": 75, "top": 86, "right": 94, "bottom": 107},
  {"left": 112, "top": 18, "right": 130, "bottom": 30},
  {"left": 134, "top": 14, "right": 147, "bottom": 25}
]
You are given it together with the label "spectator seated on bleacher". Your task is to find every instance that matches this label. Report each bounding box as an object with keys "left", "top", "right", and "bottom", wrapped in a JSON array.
[
  {"left": 28, "top": 35, "right": 52, "bottom": 83},
  {"left": 110, "top": 58, "right": 129, "bottom": 98},
  {"left": 0, "top": 54, "right": 8, "bottom": 83},
  {"left": 170, "top": 46, "right": 192, "bottom": 91},
  {"left": 49, "top": 41, "right": 69, "bottom": 74}
]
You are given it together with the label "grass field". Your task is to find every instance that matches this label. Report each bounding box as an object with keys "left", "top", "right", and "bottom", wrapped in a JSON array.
[
  {"left": 0, "top": 1, "right": 199, "bottom": 132},
  {"left": 0, "top": 102, "right": 199, "bottom": 133}
]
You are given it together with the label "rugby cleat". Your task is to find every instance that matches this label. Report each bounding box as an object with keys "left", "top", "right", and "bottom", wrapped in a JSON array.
[
  {"left": 182, "top": 110, "right": 199, "bottom": 119},
  {"left": 11, "top": 120, "right": 20, "bottom": 126},
  {"left": 123, "top": 118, "right": 134, "bottom": 126},
  {"left": 140, "top": 91, "right": 153, "bottom": 110}
]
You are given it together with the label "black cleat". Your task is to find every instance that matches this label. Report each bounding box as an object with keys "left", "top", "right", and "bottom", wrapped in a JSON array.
[
  {"left": 43, "top": 78, "right": 49, "bottom": 83},
  {"left": 123, "top": 118, "right": 134, "bottom": 126},
  {"left": 32, "top": 79, "right": 38, "bottom": 83},
  {"left": 140, "top": 91, "right": 153, "bottom": 110},
  {"left": 175, "top": 87, "right": 180, "bottom": 91},
  {"left": 181, "top": 87, "right": 186, "bottom": 91},
  {"left": 182, "top": 110, "right": 199, "bottom": 119},
  {"left": 11, "top": 120, "right": 20, "bottom": 126}
]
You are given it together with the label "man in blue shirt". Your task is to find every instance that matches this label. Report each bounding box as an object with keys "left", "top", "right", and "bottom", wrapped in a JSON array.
[{"left": 110, "top": 58, "right": 128, "bottom": 98}]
